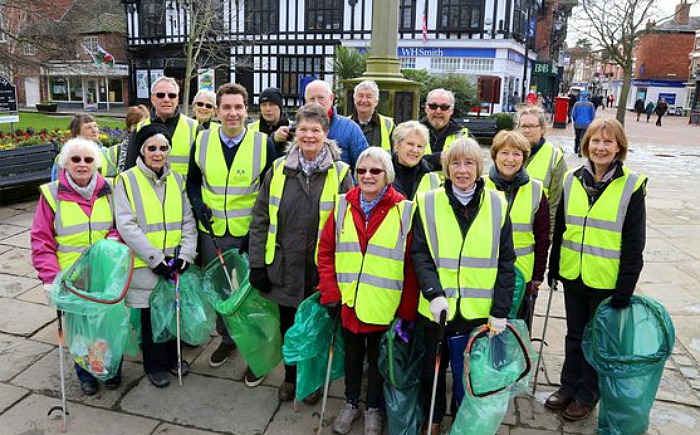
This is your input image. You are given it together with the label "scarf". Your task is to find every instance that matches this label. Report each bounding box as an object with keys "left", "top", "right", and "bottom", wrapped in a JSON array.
[
  {"left": 360, "top": 185, "right": 389, "bottom": 219},
  {"left": 298, "top": 145, "right": 329, "bottom": 176},
  {"left": 451, "top": 182, "right": 476, "bottom": 206},
  {"left": 581, "top": 160, "right": 620, "bottom": 202},
  {"left": 488, "top": 165, "right": 530, "bottom": 202},
  {"left": 66, "top": 172, "right": 98, "bottom": 201}
]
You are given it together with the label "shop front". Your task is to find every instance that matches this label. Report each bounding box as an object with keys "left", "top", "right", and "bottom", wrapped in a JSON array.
[{"left": 42, "top": 62, "right": 128, "bottom": 111}]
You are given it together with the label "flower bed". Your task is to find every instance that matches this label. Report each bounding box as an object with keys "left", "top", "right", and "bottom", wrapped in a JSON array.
[{"left": 0, "top": 128, "right": 126, "bottom": 150}]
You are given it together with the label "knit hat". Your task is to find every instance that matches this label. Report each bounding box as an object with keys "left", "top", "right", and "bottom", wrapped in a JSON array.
[
  {"left": 134, "top": 124, "right": 172, "bottom": 156},
  {"left": 259, "top": 87, "right": 284, "bottom": 109}
]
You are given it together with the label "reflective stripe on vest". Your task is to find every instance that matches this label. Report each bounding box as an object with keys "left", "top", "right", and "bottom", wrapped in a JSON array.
[
  {"left": 334, "top": 195, "right": 414, "bottom": 325},
  {"left": 415, "top": 172, "right": 441, "bottom": 197},
  {"left": 484, "top": 177, "right": 542, "bottom": 281},
  {"left": 525, "top": 141, "right": 563, "bottom": 198},
  {"left": 416, "top": 188, "right": 506, "bottom": 321},
  {"left": 101, "top": 145, "right": 119, "bottom": 178},
  {"left": 117, "top": 169, "right": 184, "bottom": 268},
  {"left": 138, "top": 115, "right": 198, "bottom": 177},
  {"left": 559, "top": 167, "right": 646, "bottom": 289},
  {"left": 40, "top": 181, "right": 114, "bottom": 270},
  {"left": 378, "top": 115, "right": 394, "bottom": 152},
  {"left": 265, "top": 157, "right": 350, "bottom": 265},
  {"left": 195, "top": 125, "right": 267, "bottom": 237}
]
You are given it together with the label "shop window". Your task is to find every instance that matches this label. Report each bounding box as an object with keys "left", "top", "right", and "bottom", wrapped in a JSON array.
[
  {"left": 431, "top": 57, "right": 461, "bottom": 71},
  {"left": 69, "top": 77, "right": 83, "bottom": 101},
  {"left": 306, "top": 0, "right": 343, "bottom": 32},
  {"left": 246, "top": 0, "right": 279, "bottom": 34},
  {"left": 50, "top": 77, "right": 69, "bottom": 101},
  {"left": 438, "top": 0, "right": 483, "bottom": 32},
  {"left": 400, "top": 57, "right": 416, "bottom": 69},
  {"left": 109, "top": 79, "right": 123, "bottom": 102}
]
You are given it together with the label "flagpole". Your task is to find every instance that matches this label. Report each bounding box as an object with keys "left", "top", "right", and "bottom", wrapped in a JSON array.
[{"left": 105, "top": 75, "right": 110, "bottom": 112}]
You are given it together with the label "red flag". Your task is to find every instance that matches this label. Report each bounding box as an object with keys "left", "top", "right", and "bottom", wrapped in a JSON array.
[{"left": 422, "top": 7, "right": 428, "bottom": 42}]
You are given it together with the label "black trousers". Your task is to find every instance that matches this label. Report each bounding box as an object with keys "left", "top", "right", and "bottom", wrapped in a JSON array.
[
  {"left": 656, "top": 114, "right": 663, "bottom": 126},
  {"left": 574, "top": 127, "right": 587, "bottom": 154},
  {"left": 141, "top": 307, "right": 177, "bottom": 374},
  {"left": 279, "top": 304, "right": 298, "bottom": 383},
  {"left": 342, "top": 328, "right": 384, "bottom": 408},
  {"left": 560, "top": 286, "right": 611, "bottom": 406}
]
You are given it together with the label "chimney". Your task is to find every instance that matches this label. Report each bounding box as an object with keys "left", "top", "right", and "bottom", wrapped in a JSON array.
[
  {"left": 676, "top": 0, "right": 691, "bottom": 25},
  {"left": 646, "top": 19, "right": 656, "bottom": 30}
]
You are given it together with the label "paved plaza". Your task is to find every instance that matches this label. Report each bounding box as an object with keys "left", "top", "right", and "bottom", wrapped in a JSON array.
[{"left": 0, "top": 110, "right": 699, "bottom": 434}]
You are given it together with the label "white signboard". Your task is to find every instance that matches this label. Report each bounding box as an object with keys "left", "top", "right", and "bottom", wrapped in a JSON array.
[{"left": 0, "top": 115, "right": 19, "bottom": 123}]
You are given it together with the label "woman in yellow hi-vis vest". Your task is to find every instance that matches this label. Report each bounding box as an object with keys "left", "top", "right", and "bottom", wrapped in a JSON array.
[
  {"left": 114, "top": 124, "right": 198, "bottom": 389},
  {"left": 317, "top": 147, "right": 419, "bottom": 435},
  {"left": 248, "top": 103, "right": 353, "bottom": 404},
  {"left": 486, "top": 130, "right": 550, "bottom": 330},
  {"left": 411, "top": 138, "right": 516, "bottom": 434},
  {"left": 545, "top": 118, "right": 647, "bottom": 421},
  {"left": 391, "top": 120, "right": 442, "bottom": 200},
  {"left": 31, "top": 138, "right": 120, "bottom": 396}
]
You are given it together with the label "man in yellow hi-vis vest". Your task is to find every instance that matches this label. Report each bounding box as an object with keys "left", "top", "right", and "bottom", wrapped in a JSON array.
[
  {"left": 186, "top": 83, "right": 277, "bottom": 381},
  {"left": 420, "top": 88, "right": 470, "bottom": 170},
  {"left": 349, "top": 80, "right": 395, "bottom": 152}
]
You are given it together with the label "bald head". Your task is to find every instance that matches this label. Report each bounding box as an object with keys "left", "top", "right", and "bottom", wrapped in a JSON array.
[{"left": 304, "top": 80, "right": 335, "bottom": 111}]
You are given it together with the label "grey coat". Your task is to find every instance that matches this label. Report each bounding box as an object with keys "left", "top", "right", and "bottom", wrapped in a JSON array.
[
  {"left": 249, "top": 142, "right": 353, "bottom": 308},
  {"left": 114, "top": 158, "right": 198, "bottom": 308}
]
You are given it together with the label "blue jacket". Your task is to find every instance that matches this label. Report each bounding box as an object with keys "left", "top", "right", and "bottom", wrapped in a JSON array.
[
  {"left": 328, "top": 108, "right": 368, "bottom": 169},
  {"left": 571, "top": 97, "right": 596, "bottom": 129}
]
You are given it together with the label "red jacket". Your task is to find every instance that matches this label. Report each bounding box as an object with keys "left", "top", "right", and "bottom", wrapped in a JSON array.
[{"left": 317, "top": 185, "right": 419, "bottom": 334}]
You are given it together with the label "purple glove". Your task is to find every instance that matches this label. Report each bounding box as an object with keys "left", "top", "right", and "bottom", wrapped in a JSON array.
[{"left": 394, "top": 319, "right": 414, "bottom": 344}]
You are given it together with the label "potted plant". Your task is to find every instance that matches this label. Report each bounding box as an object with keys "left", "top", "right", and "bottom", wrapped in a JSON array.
[{"left": 36, "top": 100, "right": 58, "bottom": 113}]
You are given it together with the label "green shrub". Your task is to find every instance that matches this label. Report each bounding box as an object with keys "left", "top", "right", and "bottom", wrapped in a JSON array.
[
  {"left": 489, "top": 112, "right": 515, "bottom": 132},
  {"left": 401, "top": 70, "right": 478, "bottom": 118}
]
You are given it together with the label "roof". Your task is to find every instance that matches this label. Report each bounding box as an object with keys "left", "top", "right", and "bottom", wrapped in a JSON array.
[
  {"left": 62, "top": 0, "right": 126, "bottom": 35},
  {"left": 653, "top": 16, "right": 700, "bottom": 33}
]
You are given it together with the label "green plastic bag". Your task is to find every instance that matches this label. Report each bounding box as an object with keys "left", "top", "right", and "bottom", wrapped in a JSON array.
[
  {"left": 49, "top": 239, "right": 138, "bottom": 381},
  {"left": 582, "top": 295, "right": 674, "bottom": 435},
  {"left": 378, "top": 319, "right": 425, "bottom": 435},
  {"left": 507, "top": 267, "right": 526, "bottom": 318},
  {"left": 451, "top": 320, "right": 534, "bottom": 435},
  {"left": 149, "top": 267, "right": 215, "bottom": 345},
  {"left": 283, "top": 293, "right": 344, "bottom": 400},
  {"left": 203, "top": 250, "right": 282, "bottom": 377}
]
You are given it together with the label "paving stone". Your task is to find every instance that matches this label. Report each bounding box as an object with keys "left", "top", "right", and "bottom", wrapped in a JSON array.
[
  {"left": 690, "top": 379, "right": 700, "bottom": 391},
  {"left": 0, "top": 383, "right": 29, "bottom": 413},
  {"left": 0, "top": 223, "right": 26, "bottom": 241},
  {"left": 29, "top": 320, "right": 58, "bottom": 346},
  {"left": 0, "top": 333, "right": 54, "bottom": 381},
  {"left": 0, "top": 247, "right": 37, "bottom": 278},
  {"left": 0, "top": 273, "right": 41, "bottom": 298},
  {"left": 672, "top": 355, "right": 695, "bottom": 367},
  {"left": 648, "top": 402, "right": 700, "bottom": 434},
  {"left": 497, "top": 425, "right": 511, "bottom": 435},
  {"left": 121, "top": 373, "right": 279, "bottom": 434},
  {"left": 0, "top": 207, "right": 24, "bottom": 220},
  {"left": 679, "top": 366, "right": 698, "bottom": 380},
  {"left": 1, "top": 211, "right": 36, "bottom": 228},
  {"left": 657, "top": 367, "right": 700, "bottom": 406},
  {"left": 0, "top": 298, "right": 56, "bottom": 336},
  {"left": 560, "top": 410, "right": 599, "bottom": 435},
  {"left": 0, "top": 393, "right": 159, "bottom": 435},
  {"left": 153, "top": 423, "right": 222, "bottom": 435},
  {"left": 503, "top": 397, "right": 517, "bottom": 426},
  {"left": 644, "top": 238, "right": 699, "bottom": 262},
  {"left": 510, "top": 429, "right": 560, "bottom": 435},
  {"left": 516, "top": 395, "right": 562, "bottom": 431},
  {"left": 16, "top": 284, "right": 49, "bottom": 305},
  {"left": 188, "top": 337, "right": 247, "bottom": 381},
  {"left": 265, "top": 396, "right": 363, "bottom": 435},
  {"left": 11, "top": 348, "right": 145, "bottom": 409},
  {"left": 0, "top": 229, "right": 30, "bottom": 249}
]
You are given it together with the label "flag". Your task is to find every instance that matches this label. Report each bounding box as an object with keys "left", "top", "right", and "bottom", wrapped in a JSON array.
[
  {"left": 96, "top": 45, "right": 114, "bottom": 67},
  {"left": 421, "top": 5, "right": 428, "bottom": 42}
]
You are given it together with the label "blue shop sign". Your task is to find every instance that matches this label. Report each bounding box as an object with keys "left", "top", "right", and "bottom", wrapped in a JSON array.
[
  {"left": 397, "top": 47, "right": 496, "bottom": 58},
  {"left": 632, "top": 79, "right": 686, "bottom": 88}
]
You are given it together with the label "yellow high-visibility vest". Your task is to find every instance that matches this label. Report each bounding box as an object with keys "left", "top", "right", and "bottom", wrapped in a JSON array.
[
  {"left": 137, "top": 115, "right": 198, "bottom": 177},
  {"left": 559, "top": 167, "right": 647, "bottom": 289},
  {"left": 334, "top": 195, "right": 414, "bottom": 325},
  {"left": 116, "top": 168, "right": 184, "bottom": 268},
  {"left": 40, "top": 181, "right": 114, "bottom": 270},
  {"left": 194, "top": 125, "right": 268, "bottom": 237},
  {"left": 416, "top": 188, "right": 506, "bottom": 321},
  {"left": 415, "top": 172, "right": 442, "bottom": 197},
  {"left": 265, "top": 157, "right": 350, "bottom": 265},
  {"left": 525, "top": 141, "right": 563, "bottom": 198},
  {"left": 378, "top": 115, "right": 395, "bottom": 152},
  {"left": 424, "top": 127, "right": 470, "bottom": 155}
]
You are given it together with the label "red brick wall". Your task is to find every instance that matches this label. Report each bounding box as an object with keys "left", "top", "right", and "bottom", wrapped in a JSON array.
[{"left": 636, "top": 32, "right": 694, "bottom": 79}]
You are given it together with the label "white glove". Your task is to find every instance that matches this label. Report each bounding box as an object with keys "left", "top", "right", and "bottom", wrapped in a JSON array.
[
  {"left": 488, "top": 316, "right": 507, "bottom": 335},
  {"left": 429, "top": 297, "right": 449, "bottom": 324}
]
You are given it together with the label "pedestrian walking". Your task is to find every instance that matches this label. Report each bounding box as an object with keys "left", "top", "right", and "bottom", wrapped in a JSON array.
[
  {"left": 317, "top": 147, "right": 420, "bottom": 435},
  {"left": 410, "top": 138, "right": 515, "bottom": 434},
  {"left": 634, "top": 98, "right": 645, "bottom": 122},
  {"left": 654, "top": 98, "right": 668, "bottom": 126},
  {"left": 114, "top": 124, "right": 198, "bottom": 388},
  {"left": 247, "top": 103, "right": 353, "bottom": 404},
  {"left": 545, "top": 118, "right": 647, "bottom": 421},
  {"left": 571, "top": 92, "right": 596, "bottom": 157},
  {"left": 31, "top": 138, "right": 122, "bottom": 396},
  {"left": 391, "top": 120, "right": 441, "bottom": 200},
  {"left": 645, "top": 101, "right": 655, "bottom": 123}
]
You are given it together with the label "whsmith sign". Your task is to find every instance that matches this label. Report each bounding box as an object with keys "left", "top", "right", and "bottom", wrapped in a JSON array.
[{"left": 0, "top": 76, "right": 18, "bottom": 113}]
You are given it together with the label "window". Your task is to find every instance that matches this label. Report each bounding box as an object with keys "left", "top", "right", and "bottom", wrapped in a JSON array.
[
  {"left": 109, "top": 79, "right": 123, "bottom": 102},
  {"left": 69, "top": 77, "right": 83, "bottom": 101},
  {"left": 462, "top": 58, "right": 494, "bottom": 72},
  {"left": 50, "top": 77, "right": 69, "bottom": 101},
  {"left": 431, "top": 57, "right": 461, "bottom": 71},
  {"left": 139, "top": 0, "right": 165, "bottom": 38},
  {"left": 83, "top": 36, "right": 98, "bottom": 55},
  {"left": 400, "top": 57, "right": 416, "bottom": 69},
  {"left": 512, "top": 0, "right": 527, "bottom": 40},
  {"left": 246, "top": 0, "right": 279, "bottom": 33},
  {"left": 306, "top": 0, "right": 343, "bottom": 32},
  {"left": 438, "top": 0, "right": 483, "bottom": 32},
  {"left": 196, "top": 0, "right": 225, "bottom": 32},
  {"left": 279, "top": 56, "right": 323, "bottom": 96},
  {"left": 399, "top": 0, "right": 416, "bottom": 31},
  {"left": 23, "top": 43, "right": 35, "bottom": 56}
]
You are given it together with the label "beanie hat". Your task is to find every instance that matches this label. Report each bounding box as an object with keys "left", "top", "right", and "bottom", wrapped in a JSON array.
[
  {"left": 134, "top": 124, "right": 172, "bottom": 156},
  {"left": 259, "top": 87, "right": 284, "bottom": 109}
]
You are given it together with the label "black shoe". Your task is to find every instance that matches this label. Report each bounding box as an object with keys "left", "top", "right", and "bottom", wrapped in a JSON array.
[
  {"left": 244, "top": 366, "right": 265, "bottom": 387},
  {"left": 147, "top": 371, "right": 170, "bottom": 388},
  {"left": 170, "top": 360, "right": 190, "bottom": 377},
  {"left": 209, "top": 342, "right": 236, "bottom": 368},
  {"left": 105, "top": 376, "right": 122, "bottom": 390},
  {"left": 80, "top": 380, "right": 98, "bottom": 396}
]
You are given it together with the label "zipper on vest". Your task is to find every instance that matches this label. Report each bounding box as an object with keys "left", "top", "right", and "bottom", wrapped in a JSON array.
[
  {"left": 579, "top": 214, "right": 589, "bottom": 273},
  {"left": 224, "top": 162, "right": 233, "bottom": 234}
]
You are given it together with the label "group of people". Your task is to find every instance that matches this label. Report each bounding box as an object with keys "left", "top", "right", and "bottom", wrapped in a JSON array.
[
  {"left": 30, "top": 75, "right": 646, "bottom": 435},
  {"left": 634, "top": 97, "right": 668, "bottom": 126}
]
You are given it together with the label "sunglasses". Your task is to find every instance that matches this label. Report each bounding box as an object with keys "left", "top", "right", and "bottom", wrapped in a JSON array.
[
  {"left": 146, "top": 145, "right": 170, "bottom": 152},
  {"left": 155, "top": 92, "right": 178, "bottom": 99},
  {"left": 70, "top": 156, "right": 94, "bottom": 164},
  {"left": 195, "top": 101, "right": 214, "bottom": 109},
  {"left": 427, "top": 103, "right": 452, "bottom": 111},
  {"left": 356, "top": 168, "right": 385, "bottom": 176}
]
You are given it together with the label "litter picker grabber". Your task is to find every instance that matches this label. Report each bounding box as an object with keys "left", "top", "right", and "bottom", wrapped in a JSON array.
[
  {"left": 200, "top": 215, "right": 236, "bottom": 291},
  {"left": 172, "top": 247, "right": 183, "bottom": 386},
  {"left": 47, "top": 309, "right": 69, "bottom": 433},
  {"left": 315, "top": 316, "right": 339, "bottom": 435},
  {"left": 532, "top": 280, "right": 557, "bottom": 395},
  {"left": 427, "top": 310, "right": 447, "bottom": 435}
]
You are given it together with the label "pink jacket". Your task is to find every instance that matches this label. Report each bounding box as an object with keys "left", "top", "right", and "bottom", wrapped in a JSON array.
[{"left": 30, "top": 170, "right": 119, "bottom": 284}]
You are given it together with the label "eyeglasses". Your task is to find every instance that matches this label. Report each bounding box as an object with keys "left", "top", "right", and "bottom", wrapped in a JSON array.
[
  {"left": 427, "top": 103, "right": 452, "bottom": 111},
  {"left": 356, "top": 168, "right": 385, "bottom": 176},
  {"left": 195, "top": 101, "right": 214, "bottom": 109},
  {"left": 146, "top": 145, "right": 170, "bottom": 152},
  {"left": 155, "top": 92, "right": 178, "bottom": 99},
  {"left": 70, "top": 156, "right": 94, "bottom": 164},
  {"left": 519, "top": 124, "right": 542, "bottom": 129}
]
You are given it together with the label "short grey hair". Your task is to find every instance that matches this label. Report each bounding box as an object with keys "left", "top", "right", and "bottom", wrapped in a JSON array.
[
  {"left": 426, "top": 88, "right": 455, "bottom": 107},
  {"left": 56, "top": 138, "right": 103, "bottom": 169},
  {"left": 356, "top": 147, "right": 395, "bottom": 185},
  {"left": 353, "top": 80, "right": 379, "bottom": 101},
  {"left": 192, "top": 89, "right": 217, "bottom": 107},
  {"left": 392, "top": 120, "right": 429, "bottom": 147},
  {"left": 151, "top": 76, "right": 180, "bottom": 94},
  {"left": 441, "top": 137, "right": 483, "bottom": 179},
  {"left": 305, "top": 79, "right": 333, "bottom": 98}
]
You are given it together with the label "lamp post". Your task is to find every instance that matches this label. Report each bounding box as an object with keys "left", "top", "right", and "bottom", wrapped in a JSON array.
[{"left": 521, "top": 0, "right": 532, "bottom": 98}]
